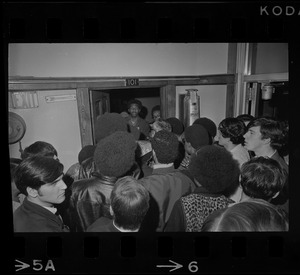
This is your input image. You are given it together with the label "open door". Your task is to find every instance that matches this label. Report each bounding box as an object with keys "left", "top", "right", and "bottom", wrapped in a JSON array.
[{"left": 89, "top": 90, "right": 110, "bottom": 144}]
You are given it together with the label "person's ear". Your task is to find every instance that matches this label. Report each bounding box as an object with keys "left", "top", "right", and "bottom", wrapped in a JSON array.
[
  {"left": 26, "top": 187, "right": 38, "bottom": 198},
  {"left": 109, "top": 205, "right": 114, "bottom": 216},
  {"left": 263, "top": 137, "right": 271, "bottom": 145}
]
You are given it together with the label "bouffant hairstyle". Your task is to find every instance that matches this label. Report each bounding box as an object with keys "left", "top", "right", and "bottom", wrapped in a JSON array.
[
  {"left": 111, "top": 176, "right": 150, "bottom": 230},
  {"left": 193, "top": 117, "right": 217, "bottom": 138},
  {"left": 184, "top": 124, "right": 211, "bottom": 149},
  {"left": 21, "top": 141, "right": 58, "bottom": 160},
  {"left": 201, "top": 199, "right": 289, "bottom": 232},
  {"left": 236, "top": 114, "right": 254, "bottom": 125},
  {"left": 14, "top": 155, "right": 64, "bottom": 196},
  {"left": 246, "top": 117, "right": 285, "bottom": 150},
  {"left": 78, "top": 145, "right": 96, "bottom": 165},
  {"left": 218, "top": 117, "right": 246, "bottom": 145},
  {"left": 94, "top": 113, "right": 128, "bottom": 143},
  {"left": 188, "top": 145, "right": 240, "bottom": 193},
  {"left": 94, "top": 131, "right": 137, "bottom": 178},
  {"left": 165, "top": 117, "right": 184, "bottom": 135},
  {"left": 240, "top": 157, "right": 287, "bottom": 201},
  {"left": 150, "top": 130, "right": 179, "bottom": 164}
]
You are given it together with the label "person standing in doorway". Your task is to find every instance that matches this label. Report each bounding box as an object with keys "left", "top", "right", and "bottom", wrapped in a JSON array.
[{"left": 125, "top": 99, "right": 150, "bottom": 140}]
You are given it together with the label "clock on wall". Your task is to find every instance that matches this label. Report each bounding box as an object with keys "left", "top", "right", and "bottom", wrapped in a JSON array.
[{"left": 8, "top": 112, "right": 26, "bottom": 144}]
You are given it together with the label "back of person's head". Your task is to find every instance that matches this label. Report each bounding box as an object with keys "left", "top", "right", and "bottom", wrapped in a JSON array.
[
  {"left": 111, "top": 176, "right": 150, "bottom": 231},
  {"left": 236, "top": 114, "right": 254, "bottom": 125},
  {"left": 188, "top": 145, "right": 240, "bottom": 194},
  {"left": 150, "top": 130, "right": 179, "bottom": 164},
  {"left": 95, "top": 113, "right": 129, "bottom": 143},
  {"left": 201, "top": 199, "right": 289, "bottom": 232},
  {"left": 151, "top": 119, "right": 172, "bottom": 133},
  {"left": 165, "top": 117, "right": 184, "bottom": 136},
  {"left": 247, "top": 117, "right": 284, "bottom": 150},
  {"left": 21, "top": 141, "right": 58, "bottom": 160},
  {"left": 184, "top": 124, "right": 211, "bottom": 150},
  {"left": 94, "top": 131, "right": 137, "bottom": 178},
  {"left": 14, "top": 155, "right": 64, "bottom": 196},
  {"left": 240, "top": 157, "right": 287, "bottom": 201},
  {"left": 193, "top": 117, "right": 217, "bottom": 139},
  {"left": 218, "top": 117, "right": 246, "bottom": 145},
  {"left": 78, "top": 145, "right": 96, "bottom": 165}
]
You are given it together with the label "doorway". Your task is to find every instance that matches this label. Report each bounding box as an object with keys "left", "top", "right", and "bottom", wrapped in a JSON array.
[
  {"left": 257, "top": 81, "right": 288, "bottom": 121},
  {"left": 89, "top": 87, "right": 160, "bottom": 144},
  {"left": 108, "top": 87, "right": 160, "bottom": 121},
  {"left": 246, "top": 81, "right": 288, "bottom": 121}
]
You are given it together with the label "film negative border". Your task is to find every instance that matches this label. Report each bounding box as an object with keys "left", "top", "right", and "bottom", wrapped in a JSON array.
[
  {"left": 12, "top": 233, "right": 299, "bottom": 274},
  {"left": 2, "top": 2, "right": 300, "bottom": 42},
  {"left": 4, "top": 1, "right": 300, "bottom": 274}
]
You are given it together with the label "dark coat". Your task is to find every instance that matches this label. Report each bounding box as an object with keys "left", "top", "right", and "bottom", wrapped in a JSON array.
[
  {"left": 13, "top": 198, "right": 69, "bottom": 232},
  {"left": 68, "top": 173, "right": 116, "bottom": 232},
  {"left": 87, "top": 217, "right": 120, "bottom": 232}
]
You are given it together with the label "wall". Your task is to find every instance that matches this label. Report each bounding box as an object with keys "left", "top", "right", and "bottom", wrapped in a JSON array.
[
  {"left": 176, "top": 85, "right": 227, "bottom": 128},
  {"left": 9, "top": 90, "right": 82, "bottom": 171},
  {"left": 8, "top": 43, "right": 229, "bottom": 169},
  {"left": 9, "top": 43, "right": 228, "bottom": 77}
]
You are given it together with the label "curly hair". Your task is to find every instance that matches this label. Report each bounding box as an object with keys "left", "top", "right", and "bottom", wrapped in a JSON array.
[
  {"left": 218, "top": 117, "right": 246, "bottom": 145},
  {"left": 94, "top": 131, "right": 137, "bottom": 178},
  {"left": 150, "top": 130, "right": 179, "bottom": 164},
  {"left": 188, "top": 145, "right": 240, "bottom": 193},
  {"left": 94, "top": 113, "right": 128, "bottom": 143}
]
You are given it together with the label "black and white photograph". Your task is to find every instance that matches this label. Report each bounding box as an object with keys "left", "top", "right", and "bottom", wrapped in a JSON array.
[
  {"left": 4, "top": 2, "right": 300, "bottom": 274},
  {"left": 8, "top": 42, "right": 289, "bottom": 233}
]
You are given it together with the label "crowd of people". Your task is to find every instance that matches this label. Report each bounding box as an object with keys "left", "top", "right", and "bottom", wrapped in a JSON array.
[{"left": 11, "top": 98, "right": 289, "bottom": 232}]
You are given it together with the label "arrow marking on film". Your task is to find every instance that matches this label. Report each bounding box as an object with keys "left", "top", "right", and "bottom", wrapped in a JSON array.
[
  {"left": 15, "top": 259, "right": 30, "bottom": 272},
  {"left": 157, "top": 260, "right": 183, "bottom": 272}
]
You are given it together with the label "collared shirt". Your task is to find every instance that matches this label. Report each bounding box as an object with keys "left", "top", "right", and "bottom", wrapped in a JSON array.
[
  {"left": 152, "top": 163, "right": 176, "bottom": 175},
  {"left": 230, "top": 144, "right": 250, "bottom": 167},
  {"left": 42, "top": 206, "right": 58, "bottom": 215}
]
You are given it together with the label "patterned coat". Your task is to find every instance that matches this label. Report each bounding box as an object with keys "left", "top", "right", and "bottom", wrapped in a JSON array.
[{"left": 164, "top": 186, "right": 234, "bottom": 232}]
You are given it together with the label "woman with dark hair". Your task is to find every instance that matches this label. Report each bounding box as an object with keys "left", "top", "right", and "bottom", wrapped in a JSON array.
[
  {"left": 217, "top": 117, "right": 251, "bottom": 203},
  {"left": 13, "top": 156, "right": 69, "bottom": 232},
  {"left": 236, "top": 114, "right": 255, "bottom": 127},
  {"left": 217, "top": 117, "right": 250, "bottom": 167},
  {"left": 165, "top": 145, "right": 239, "bottom": 232},
  {"left": 201, "top": 199, "right": 288, "bottom": 232}
]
